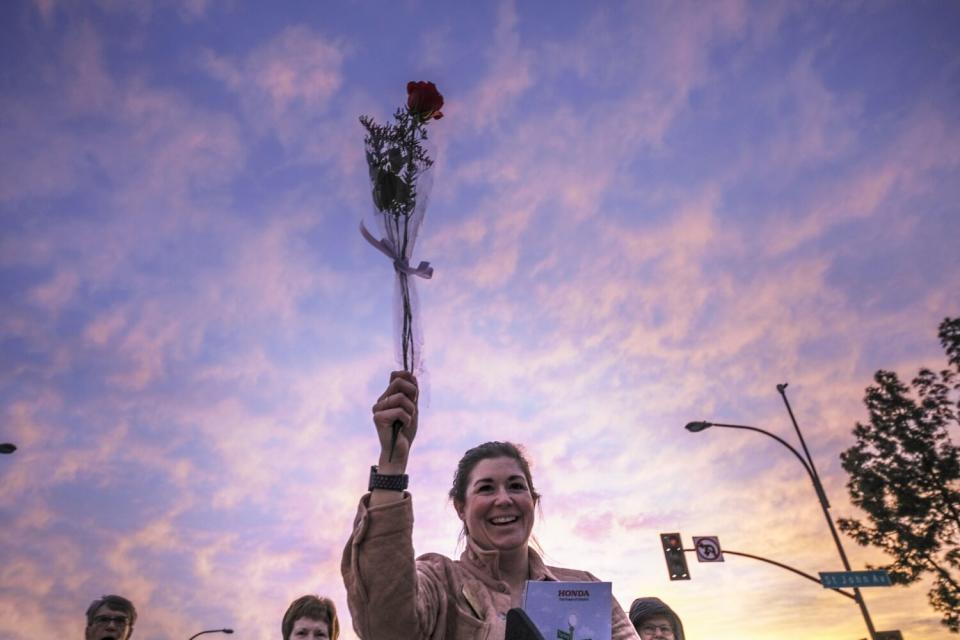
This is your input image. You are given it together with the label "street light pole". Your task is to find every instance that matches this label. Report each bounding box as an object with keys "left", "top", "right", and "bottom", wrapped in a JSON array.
[
  {"left": 685, "top": 383, "right": 878, "bottom": 640},
  {"left": 777, "top": 383, "right": 828, "bottom": 507},
  {"left": 188, "top": 629, "right": 233, "bottom": 640},
  {"left": 776, "top": 383, "right": 877, "bottom": 640}
]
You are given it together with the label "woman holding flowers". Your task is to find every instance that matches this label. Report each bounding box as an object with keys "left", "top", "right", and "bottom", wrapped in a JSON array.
[{"left": 341, "top": 371, "right": 640, "bottom": 640}]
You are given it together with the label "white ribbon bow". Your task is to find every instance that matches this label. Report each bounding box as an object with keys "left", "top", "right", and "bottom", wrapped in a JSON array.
[{"left": 359, "top": 221, "right": 434, "bottom": 279}]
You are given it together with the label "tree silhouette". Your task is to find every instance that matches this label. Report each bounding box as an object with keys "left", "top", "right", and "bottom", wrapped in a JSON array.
[{"left": 839, "top": 317, "right": 960, "bottom": 632}]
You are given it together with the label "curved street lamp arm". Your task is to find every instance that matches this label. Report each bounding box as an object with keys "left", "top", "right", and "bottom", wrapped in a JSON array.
[
  {"left": 705, "top": 422, "right": 823, "bottom": 494},
  {"left": 188, "top": 630, "right": 233, "bottom": 640}
]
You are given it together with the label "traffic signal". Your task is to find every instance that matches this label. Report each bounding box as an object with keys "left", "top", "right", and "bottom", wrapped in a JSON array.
[{"left": 660, "top": 532, "right": 690, "bottom": 580}]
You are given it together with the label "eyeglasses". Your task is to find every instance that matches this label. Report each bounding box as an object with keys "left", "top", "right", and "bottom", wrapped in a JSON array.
[
  {"left": 93, "top": 615, "right": 130, "bottom": 627},
  {"left": 639, "top": 624, "right": 674, "bottom": 638}
]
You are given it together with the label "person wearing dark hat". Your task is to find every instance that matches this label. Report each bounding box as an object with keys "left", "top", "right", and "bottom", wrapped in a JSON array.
[
  {"left": 629, "top": 597, "right": 685, "bottom": 640},
  {"left": 85, "top": 594, "right": 137, "bottom": 640}
]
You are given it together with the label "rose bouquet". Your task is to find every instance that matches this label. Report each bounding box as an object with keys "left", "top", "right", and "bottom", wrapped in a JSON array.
[{"left": 359, "top": 81, "right": 443, "bottom": 458}]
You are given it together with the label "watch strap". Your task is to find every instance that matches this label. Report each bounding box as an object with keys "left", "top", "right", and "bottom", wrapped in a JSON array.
[{"left": 368, "top": 465, "right": 409, "bottom": 492}]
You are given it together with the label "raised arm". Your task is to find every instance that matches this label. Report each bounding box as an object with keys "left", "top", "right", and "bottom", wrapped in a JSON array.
[
  {"left": 369, "top": 370, "right": 418, "bottom": 506},
  {"left": 343, "top": 371, "right": 447, "bottom": 640}
]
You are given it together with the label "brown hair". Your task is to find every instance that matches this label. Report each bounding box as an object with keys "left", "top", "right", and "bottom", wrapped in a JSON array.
[
  {"left": 281, "top": 595, "right": 339, "bottom": 640},
  {"left": 85, "top": 594, "right": 137, "bottom": 628},
  {"left": 449, "top": 441, "right": 540, "bottom": 510}
]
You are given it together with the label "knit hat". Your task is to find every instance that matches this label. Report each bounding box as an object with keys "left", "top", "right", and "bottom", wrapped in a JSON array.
[{"left": 629, "top": 597, "right": 685, "bottom": 640}]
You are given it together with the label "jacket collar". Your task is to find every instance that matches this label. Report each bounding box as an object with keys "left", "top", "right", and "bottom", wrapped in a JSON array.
[{"left": 461, "top": 536, "right": 560, "bottom": 582}]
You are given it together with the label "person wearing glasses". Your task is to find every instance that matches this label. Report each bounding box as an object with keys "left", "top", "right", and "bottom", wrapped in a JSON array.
[
  {"left": 85, "top": 594, "right": 137, "bottom": 640},
  {"left": 629, "top": 597, "right": 685, "bottom": 639}
]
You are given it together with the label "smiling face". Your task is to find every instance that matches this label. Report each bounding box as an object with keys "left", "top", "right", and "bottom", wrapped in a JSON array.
[
  {"left": 85, "top": 605, "right": 133, "bottom": 640},
  {"left": 290, "top": 617, "right": 330, "bottom": 640},
  {"left": 456, "top": 456, "right": 536, "bottom": 553}
]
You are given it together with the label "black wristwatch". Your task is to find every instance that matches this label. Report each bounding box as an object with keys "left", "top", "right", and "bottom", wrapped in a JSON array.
[{"left": 368, "top": 465, "right": 409, "bottom": 492}]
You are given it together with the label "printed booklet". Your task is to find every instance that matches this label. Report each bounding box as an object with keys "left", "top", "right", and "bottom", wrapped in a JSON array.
[{"left": 521, "top": 581, "right": 612, "bottom": 640}]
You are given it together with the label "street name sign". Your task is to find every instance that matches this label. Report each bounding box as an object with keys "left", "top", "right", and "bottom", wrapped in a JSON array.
[{"left": 819, "top": 569, "right": 891, "bottom": 589}]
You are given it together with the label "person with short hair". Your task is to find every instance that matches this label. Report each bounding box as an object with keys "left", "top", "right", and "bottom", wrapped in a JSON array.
[
  {"left": 341, "top": 371, "right": 640, "bottom": 639},
  {"left": 629, "top": 597, "right": 685, "bottom": 640},
  {"left": 282, "top": 595, "right": 340, "bottom": 640},
  {"left": 85, "top": 594, "right": 137, "bottom": 640}
]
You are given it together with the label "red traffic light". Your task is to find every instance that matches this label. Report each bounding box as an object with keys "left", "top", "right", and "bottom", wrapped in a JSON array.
[{"left": 659, "top": 532, "right": 690, "bottom": 581}]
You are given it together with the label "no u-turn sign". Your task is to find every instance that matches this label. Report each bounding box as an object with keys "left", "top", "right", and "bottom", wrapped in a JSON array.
[{"left": 693, "top": 536, "right": 724, "bottom": 562}]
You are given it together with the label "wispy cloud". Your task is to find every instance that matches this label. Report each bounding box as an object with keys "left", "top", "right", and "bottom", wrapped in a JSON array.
[
  {"left": 2, "top": 1, "right": 958, "bottom": 638},
  {"left": 201, "top": 26, "right": 346, "bottom": 144}
]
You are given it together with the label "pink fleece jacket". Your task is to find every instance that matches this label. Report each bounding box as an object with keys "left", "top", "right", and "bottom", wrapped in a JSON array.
[{"left": 342, "top": 493, "right": 640, "bottom": 640}]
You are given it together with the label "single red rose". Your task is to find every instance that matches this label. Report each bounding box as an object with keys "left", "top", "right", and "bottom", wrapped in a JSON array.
[{"left": 407, "top": 81, "right": 444, "bottom": 121}]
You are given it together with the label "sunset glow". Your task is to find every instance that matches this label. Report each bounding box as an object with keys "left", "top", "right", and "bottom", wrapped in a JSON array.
[{"left": 2, "top": 1, "right": 958, "bottom": 638}]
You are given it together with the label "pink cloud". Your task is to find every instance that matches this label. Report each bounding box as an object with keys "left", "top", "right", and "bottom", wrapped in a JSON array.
[
  {"left": 572, "top": 511, "right": 615, "bottom": 540},
  {"left": 36, "top": 0, "right": 225, "bottom": 23},
  {"left": 62, "top": 21, "right": 115, "bottom": 114},
  {"left": 28, "top": 270, "right": 81, "bottom": 312},
  {"left": 83, "top": 307, "right": 128, "bottom": 347},
  {"left": 761, "top": 107, "right": 960, "bottom": 259},
  {"left": 201, "top": 26, "right": 345, "bottom": 142},
  {"left": 457, "top": 0, "right": 534, "bottom": 132},
  {"left": 765, "top": 49, "right": 862, "bottom": 168},
  {"left": 31, "top": 0, "right": 56, "bottom": 24}
]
